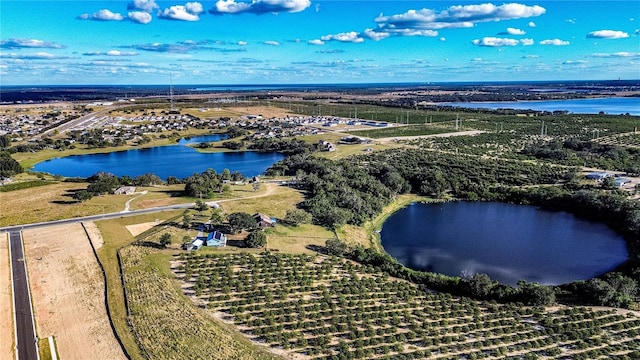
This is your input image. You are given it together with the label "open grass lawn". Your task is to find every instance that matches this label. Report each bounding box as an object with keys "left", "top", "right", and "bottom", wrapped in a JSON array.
[
  {"left": 265, "top": 223, "right": 336, "bottom": 254},
  {"left": 0, "top": 181, "right": 127, "bottom": 226},
  {"left": 219, "top": 184, "right": 304, "bottom": 219}
]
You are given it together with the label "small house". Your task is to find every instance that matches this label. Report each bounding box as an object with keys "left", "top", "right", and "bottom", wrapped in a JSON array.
[
  {"left": 190, "top": 239, "right": 204, "bottom": 250},
  {"left": 615, "top": 178, "right": 631, "bottom": 187},
  {"left": 586, "top": 172, "right": 611, "bottom": 181},
  {"left": 254, "top": 213, "right": 275, "bottom": 228},
  {"left": 114, "top": 186, "right": 136, "bottom": 195},
  {"left": 206, "top": 231, "right": 227, "bottom": 247}
]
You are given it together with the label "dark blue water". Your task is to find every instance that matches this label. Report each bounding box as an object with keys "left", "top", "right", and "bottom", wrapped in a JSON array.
[
  {"left": 380, "top": 202, "right": 628, "bottom": 285},
  {"left": 32, "top": 134, "right": 285, "bottom": 179},
  {"left": 445, "top": 97, "right": 639, "bottom": 116}
]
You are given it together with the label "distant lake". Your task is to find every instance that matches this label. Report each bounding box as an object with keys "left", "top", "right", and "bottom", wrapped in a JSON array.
[
  {"left": 32, "top": 134, "right": 285, "bottom": 179},
  {"left": 445, "top": 97, "right": 639, "bottom": 116},
  {"left": 380, "top": 202, "right": 628, "bottom": 285}
]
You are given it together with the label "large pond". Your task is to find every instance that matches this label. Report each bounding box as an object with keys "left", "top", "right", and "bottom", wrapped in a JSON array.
[
  {"left": 32, "top": 134, "right": 286, "bottom": 179},
  {"left": 380, "top": 201, "right": 628, "bottom": 286},
  {"left": 444, "top": 97, "right": 640, "bottom": 116}
]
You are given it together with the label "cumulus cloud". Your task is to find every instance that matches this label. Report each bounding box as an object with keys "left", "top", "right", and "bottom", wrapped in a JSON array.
[
  {"left": 506, "top": 27, "right": 525, "bottom": 35},
  {"left": 520, "top": 38, "right": 534, "bottom": 45},
  {"left": 321, "top": 32, "right": 364, "bottom": 43},
  {"left": 562, "top": 60, "right": 586, "bottom": 65},
  {"left": 127, "top": 0, "right": 159, "bottom": 12},
  {"left": 363, "top": 29, "right": 390, "bottom": 41},
  {"left": 540, "top": 39, "right": 570, "bottom": 45},
  {"left": 308, "top": 39, "right": 325, "bottom": 45},
  {"left": 0, "top": 38, "right": 65, "bottom": 49},
  {"left": 586, "top": 30, "right": 629, "bottom": 39},
  {"left": 375, "top": 3, "right": 545, "bottom": 36},
  {"left": 237, "top": 41, "right": 247, "bottom": 45},
  {"left": 158, "top": 3, "right": 203, "bottom": 21},
  {"left": 315, "top": 49, "right": 345, "bottom": 54},
  {"left": 528, "top": 21, "right": 536, "bottom": 27},
  {"left": 126, "top": 42, "right": 196, "bottom": 53},
  {"left": 264, "top": 40, "right": 281, "bottom": 46},
  {"left": 128, "top": 11, "right": 153, "bottom": 24},
  {"left": 523, "top": 54, "right": 539, "bottom": 58},
  {"left": 209, "top": 0, "right": 311, "bottom": 15},
  {"left": 472, "top": 37, "right": 519, "bottom": 47},
  {"left": 78, "top": 9, "right": 124, "bottom": 21}
]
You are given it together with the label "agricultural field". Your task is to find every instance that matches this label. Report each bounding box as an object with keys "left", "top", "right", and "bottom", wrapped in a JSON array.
[{"left": 155, "top": 251, "right": 640, "bottom": 360}]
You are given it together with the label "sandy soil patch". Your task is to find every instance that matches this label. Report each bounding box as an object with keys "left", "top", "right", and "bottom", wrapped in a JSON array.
[
  {"left": 23, "top": 223, "right": 126, "bottom": 360},
  {"left": 226, "top": 105, "right": 294, "bottom": 119},
  {"left": 125, "top": 221, "right": 158, "bottom": 237},
  {"left": 0, "top": 233, "right": 14, "bottom": 360}
]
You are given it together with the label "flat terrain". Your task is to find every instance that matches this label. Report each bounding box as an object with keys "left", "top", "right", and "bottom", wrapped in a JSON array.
[
  {"left": 0, "top": 233, "right": 13, "bottom": 360},
  {"left": 23, "top": 223, "right": 126, "bottom": 360}
]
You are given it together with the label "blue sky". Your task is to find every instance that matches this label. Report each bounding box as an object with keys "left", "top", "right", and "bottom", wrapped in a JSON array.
[{"left": 1, "top": 1, "right": 639, "bottom": 85}]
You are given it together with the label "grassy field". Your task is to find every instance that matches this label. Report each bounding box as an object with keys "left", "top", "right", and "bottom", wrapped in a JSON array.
[
  {"left": 218, "top": 184, "right": 303, "bottom": 219},
  {"left": 96, "top": 212, "right": 183, "bottom": 360}
]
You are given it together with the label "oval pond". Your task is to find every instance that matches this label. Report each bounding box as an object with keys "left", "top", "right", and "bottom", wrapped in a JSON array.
[{"left": 380, "top": 201, "right": 628, "bottom": 285}]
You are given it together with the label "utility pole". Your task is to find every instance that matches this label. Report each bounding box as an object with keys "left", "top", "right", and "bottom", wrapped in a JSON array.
[{"left": 169, "top": 73, "right": 175, "bottom": 111}]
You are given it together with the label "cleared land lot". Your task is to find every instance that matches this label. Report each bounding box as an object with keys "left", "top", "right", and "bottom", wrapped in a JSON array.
[
  {"left": 23, "top": 223, "right": 126, "bottom": 360},
  {"left": 0, "top": 233, "right": 13, "bottom": 359}
]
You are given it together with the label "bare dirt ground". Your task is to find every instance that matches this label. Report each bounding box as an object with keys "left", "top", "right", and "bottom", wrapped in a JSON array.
[
  {"left": 125, "top": 221, "right": 158, "bottom": 237},
  {"left": 226, "top": 105, "right": 295, "bottom": 118},
  {"left": 375, "top": 130, "right": 486, "bottom": 143},
  {"left": 23, "top": 223, "right": 126, "bottom": 360},
  {"left": 0, "top": 233, "right": 14, "bottom": 360}
]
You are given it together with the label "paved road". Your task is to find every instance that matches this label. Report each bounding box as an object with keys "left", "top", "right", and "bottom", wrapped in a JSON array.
[{"left": 9, "top": 231, "right": 39, "bottom": 360}]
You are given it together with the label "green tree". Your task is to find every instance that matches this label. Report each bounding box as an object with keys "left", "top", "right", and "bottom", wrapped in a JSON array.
[
  {"left": 228, "top": 212, "right": 255, "bottom": 233},
  {"left": 245, "top": 230, "right": 266, "bottom": 248},
  {"left": 195, "top": 199, "right": 209, "bottom": 212},
  {"left": 210, "top": 207, "right": 224, "bottom": 226},
  {"left": 283, "top": 209, "right": 312, "bottom": 226},
  {"left": 325, "top": 238, "right": 349, "bottom": 256},
  {"left": 72, "top": 190, "right": 94, "bottom": 202},
  {"left": 159, "top": 233, "right": 172, "bottom": 248},
  {"left": 182, "top": 213, "right": 193, "bottom": 228},
  {"left": 0, "top": 152, "right": 23, "bottom": 178}
]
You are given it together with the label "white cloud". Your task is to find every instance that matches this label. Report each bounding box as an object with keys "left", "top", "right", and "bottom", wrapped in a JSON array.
[
  {"left": 565, "top": 18, "right": 576, "bottom": 24},
  {"left": 83, "top": 50, "right": 138, "bottom": 56},
  {"left": 158, "top": 4, "right": 202, "bottom": 21},
  {"left": 528, "top": 21, "right": 536, "bottom": 27},
  {"left": 520, "top": 38, "right": 534, "bottom": 46},
  {"left": 185, "top": 2, "right": 205, "bottom": 14},
  {"left": 592, "top": 52, "right": 640, "bottom": 58},
  {"left": 540, "top": 39, "right": 570, "bottom": 46},
  {"left": 472, "top": 37, "right": 519, "bottom": 47},
  {"left": 440, "top": 37, "right": 446, "bottom": 42},
  {"left": 472, "top": 57, "right": 483, "bottom": 62},
  {"left": 507, "top": 27, "right": 525, "bottom": 35},
  {"left": 210, "top": 0, "right": 311, "bottom": 14},
  {"left": 523, "top": 54, "right": 539, "bottom": 58},
  {"left": 363, "top": 29, "right": 390, "bottom": 41},
  {"left": 264, "top": 40, "right": 281, "bottom": 46},
  {"left": 237, "top": 41, "right": 247, "bottom": 46},
  {"left": 587, "top": 30, "right": 629, "bottom": 39},
  {"left": 308, "top": 39, "right": 325, "bottom": 45},
  {"left": 375, "top": 3, "right": 545, "bottom": 36},
  {"left": 128, "top": 11, "right": 153, "bottom": 24},
  {"left": 78, "top": 9, "right": 124, "bottom": 21},
  {"left": 0, "top": 38, "right": 65, "bottom": 49},
  {"left": 0, "top": 51, "right": 59, "bottom": 59},
  {"left": 562, "top": 60, "right": 586, "bottom": 65},
  {"left": 321, "top": 32, "right": 364, "bottom": 43},
  {"left": 127, "top": 0, "right": 159, "bottom": 12}
]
